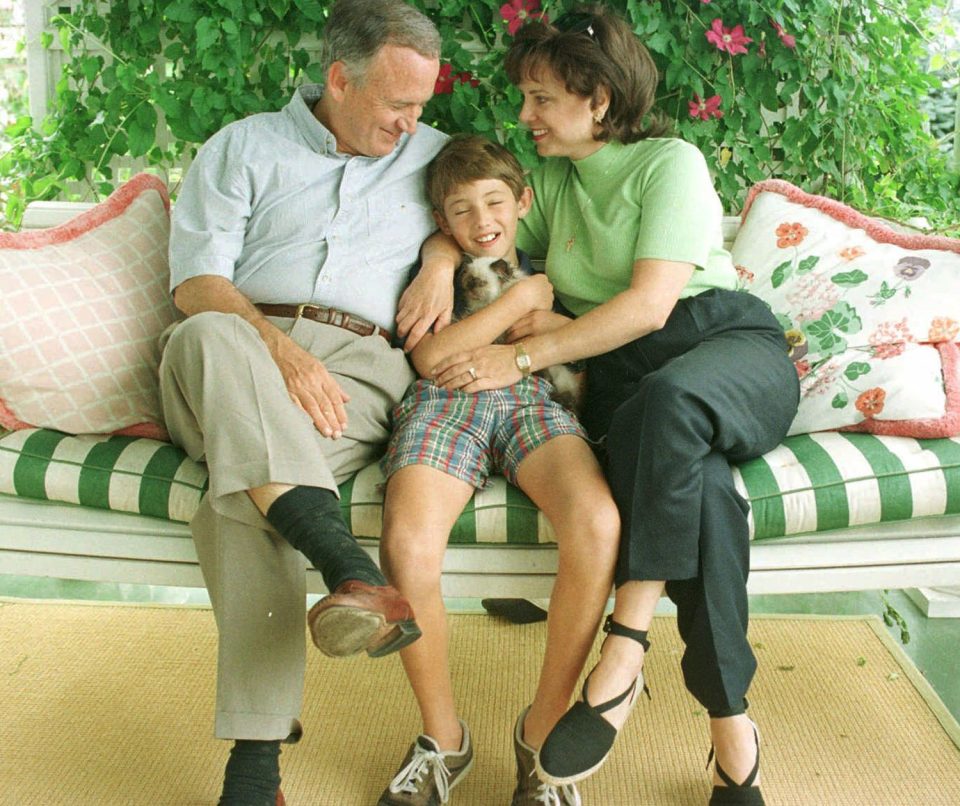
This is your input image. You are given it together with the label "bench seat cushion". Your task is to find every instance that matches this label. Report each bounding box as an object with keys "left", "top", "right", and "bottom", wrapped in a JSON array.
[{"left": 2, "top": 428, "right": 958, "bottom": 545}]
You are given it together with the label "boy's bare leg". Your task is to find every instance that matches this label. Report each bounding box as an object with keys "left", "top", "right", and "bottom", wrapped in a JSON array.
[
  {"left": 380, "top": 465, "right": 475, "bottom": 750},
  {"left": 514, "top": 435, "right": 621, "bottom": 749}
]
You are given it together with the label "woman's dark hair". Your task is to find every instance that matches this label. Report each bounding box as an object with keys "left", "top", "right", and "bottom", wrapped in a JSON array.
[{"left": 504, "top": 5, "right": 670, "bottom": 143}]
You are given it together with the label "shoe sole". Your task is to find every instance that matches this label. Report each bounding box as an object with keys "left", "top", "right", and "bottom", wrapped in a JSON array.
[{"left": 310, "top": 605, "right": 421, "bottom": 658}]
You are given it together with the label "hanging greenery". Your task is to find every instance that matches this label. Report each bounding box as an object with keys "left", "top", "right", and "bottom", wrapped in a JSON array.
[{"left": 1, "top": 0, "right": 958, "bottom": 233}]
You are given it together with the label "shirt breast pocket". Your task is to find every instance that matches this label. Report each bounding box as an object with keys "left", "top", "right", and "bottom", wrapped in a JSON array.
[{"left": 365, "top": 196, "right": 435, "bottom": 272}]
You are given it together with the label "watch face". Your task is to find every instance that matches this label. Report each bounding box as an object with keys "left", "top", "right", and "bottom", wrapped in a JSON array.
[{"left": 515, "top": 344, "right": 532, "bottom": 375}]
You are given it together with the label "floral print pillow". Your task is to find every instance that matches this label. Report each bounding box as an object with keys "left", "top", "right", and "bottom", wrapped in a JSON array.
[{"left": 732, "top": 180, "right": 960, "bottom": 437}]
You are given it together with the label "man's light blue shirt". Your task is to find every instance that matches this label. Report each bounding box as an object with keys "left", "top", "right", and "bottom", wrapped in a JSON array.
[{"left": 169, "top": 84, "right": 448, "bottom": 332}]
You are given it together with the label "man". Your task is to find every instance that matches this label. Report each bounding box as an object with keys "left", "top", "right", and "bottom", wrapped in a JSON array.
[{"left": 159, "top": 2, "right": 450, "bottom": 802}]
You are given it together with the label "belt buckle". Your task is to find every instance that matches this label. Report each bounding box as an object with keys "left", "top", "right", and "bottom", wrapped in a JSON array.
[{"left": 294, "top": 303, "right": 309, "bottom": 321}]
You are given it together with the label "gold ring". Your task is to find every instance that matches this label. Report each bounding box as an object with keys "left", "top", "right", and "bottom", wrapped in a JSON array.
[{"left": 468, "top": 367, "right": 478, "bottom": 381}]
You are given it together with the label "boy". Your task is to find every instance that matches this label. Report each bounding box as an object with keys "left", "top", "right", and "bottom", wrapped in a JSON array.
[{"left": 377, "top": 135, "right": 620, "bottom": 806}]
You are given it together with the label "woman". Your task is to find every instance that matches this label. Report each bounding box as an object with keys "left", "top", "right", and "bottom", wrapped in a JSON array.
[{"left": 430, "top": 7, "right": 799, "bottom": 804}]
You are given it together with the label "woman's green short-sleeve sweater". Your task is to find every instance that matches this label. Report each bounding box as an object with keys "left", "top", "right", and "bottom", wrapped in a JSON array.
[{"left": 517, "top": 138, "right": 736, "bottom": 316}]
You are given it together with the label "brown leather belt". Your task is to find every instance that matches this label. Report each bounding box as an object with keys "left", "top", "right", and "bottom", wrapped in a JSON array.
[{"left": 256, "top": 303, "right": 392, "bottom": 344}]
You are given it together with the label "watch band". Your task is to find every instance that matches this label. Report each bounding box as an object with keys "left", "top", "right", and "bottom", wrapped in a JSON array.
[{"left": 514, "top": 342, "right": 532, "bottom": 377}]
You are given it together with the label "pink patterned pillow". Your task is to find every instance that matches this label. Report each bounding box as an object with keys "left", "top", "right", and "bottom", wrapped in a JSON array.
[
  {"left": 0, "top": 174, "right": 177, "bottom": 439},
  {"left": 733, "top": 179, "right": 960, "bottom": 438}
]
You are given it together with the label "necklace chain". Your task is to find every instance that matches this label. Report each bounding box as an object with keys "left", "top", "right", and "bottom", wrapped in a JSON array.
[{"left": 563, "top": 154, "right": 615, "bottom": 252}]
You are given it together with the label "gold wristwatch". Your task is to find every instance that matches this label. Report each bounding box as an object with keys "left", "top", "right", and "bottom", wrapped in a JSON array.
[{"left": 514, "top": 342, "right": 532, "bottom": 377}]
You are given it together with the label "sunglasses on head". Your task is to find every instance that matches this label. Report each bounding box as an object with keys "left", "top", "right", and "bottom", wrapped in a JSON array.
[{"left": 553, "top": 11, "right": 597, "bottom": 40}]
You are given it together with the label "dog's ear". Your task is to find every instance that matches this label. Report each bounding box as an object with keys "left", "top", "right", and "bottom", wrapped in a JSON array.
[{"left": 490, "top": 259, "right": 512, "bottom": 282}]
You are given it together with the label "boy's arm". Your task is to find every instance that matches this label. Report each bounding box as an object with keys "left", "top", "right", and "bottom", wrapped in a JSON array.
[{"left": 410, "top": 274, "right": 554, "bottom": 378}]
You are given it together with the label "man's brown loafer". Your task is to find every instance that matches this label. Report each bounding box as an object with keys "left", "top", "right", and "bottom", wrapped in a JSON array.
[{"left": 307, "top": 580, "right": 421, "bottom": 658}]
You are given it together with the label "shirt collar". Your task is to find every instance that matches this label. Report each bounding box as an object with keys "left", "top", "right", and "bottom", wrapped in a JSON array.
[
  {"left": 570, "top": 140, "right": 623, "bottom": 183},
  {"left": 286, "top": 84, "right": 339, "bottom": 155}
]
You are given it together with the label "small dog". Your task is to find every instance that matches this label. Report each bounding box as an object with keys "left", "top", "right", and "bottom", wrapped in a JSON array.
[{"left": 452, "top": 255, "right": 584, "bottom": 413}]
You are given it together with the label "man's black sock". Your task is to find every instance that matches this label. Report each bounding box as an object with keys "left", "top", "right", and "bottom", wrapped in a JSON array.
[
  {"left": 265, "top": 485, "right": 386, "bottom": 591},
  {"left": 218, "top": 739, "right": 281, "bottom": 806}
]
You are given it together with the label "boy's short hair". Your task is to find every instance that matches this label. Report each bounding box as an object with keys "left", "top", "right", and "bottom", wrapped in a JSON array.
[{"left": 427, "top": 135, "right": 527, "bottom": 213}]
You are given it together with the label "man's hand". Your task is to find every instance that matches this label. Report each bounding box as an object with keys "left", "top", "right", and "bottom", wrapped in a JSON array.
[
  {"left": 396, "top": 263, "right": 454, "bottom": 352},
  {"left": 270, "top": 335, "right": 351, "bottom": 439}
]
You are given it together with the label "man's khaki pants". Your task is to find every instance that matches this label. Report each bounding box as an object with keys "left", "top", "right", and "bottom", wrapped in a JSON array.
[{"left": 159, "top": 311, "right": 414, "bottom": 741}]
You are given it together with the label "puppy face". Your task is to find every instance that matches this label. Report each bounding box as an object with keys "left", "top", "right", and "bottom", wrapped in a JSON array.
[{"left": 452, "top": 255, "right": 526, "bottom": 322}]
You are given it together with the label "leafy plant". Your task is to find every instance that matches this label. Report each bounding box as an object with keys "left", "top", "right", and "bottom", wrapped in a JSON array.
[{"left": 1, "top": 0, "right": 958, "bottom": 234}]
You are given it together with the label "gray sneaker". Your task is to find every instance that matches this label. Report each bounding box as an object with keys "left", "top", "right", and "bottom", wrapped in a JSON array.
[
  {"left": 378, "top": 720, "right": 474, "bottom": 805},
  {"left": 512, "top": 708, "right": 582, "bottom": 806}
]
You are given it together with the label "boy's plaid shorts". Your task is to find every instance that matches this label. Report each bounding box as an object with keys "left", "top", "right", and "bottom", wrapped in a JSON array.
[{"left": 381, "top": 376, "right": 587, "bottom": 488}]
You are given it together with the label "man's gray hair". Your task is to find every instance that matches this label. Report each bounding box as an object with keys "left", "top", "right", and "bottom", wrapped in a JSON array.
[{"left": 321, "top": 0, "right": 441, "bottom": 83}]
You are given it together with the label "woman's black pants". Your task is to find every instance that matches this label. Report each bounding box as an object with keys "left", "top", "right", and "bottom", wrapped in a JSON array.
[{"left": 582, "top": 289, "right": 800, "bottom": 717}]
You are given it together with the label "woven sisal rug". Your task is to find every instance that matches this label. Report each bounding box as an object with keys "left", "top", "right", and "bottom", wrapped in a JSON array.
[{"left": 1, "top": 598, "right": 958, "bottom": 805}]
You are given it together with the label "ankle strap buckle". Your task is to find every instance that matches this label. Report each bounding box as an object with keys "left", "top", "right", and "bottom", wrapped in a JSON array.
[{"left": 603, "top": 614, "right": 651, "bottom": 652}]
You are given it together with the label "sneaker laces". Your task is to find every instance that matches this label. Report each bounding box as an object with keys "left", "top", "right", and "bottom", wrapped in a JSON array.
[
  {"left": 388, "top": 742, "right": 454, "bottom": 803},
  {"left": 532, "top": 776, "right": 582, "bottom": 806}
]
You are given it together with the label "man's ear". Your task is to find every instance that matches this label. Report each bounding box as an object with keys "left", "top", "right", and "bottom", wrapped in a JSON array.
[
  {"left": 433, "top": 209, "right": 452, "bottom": 235},
  {"left": 517, "top": 186, "right": 534, "bottom": 219},
  {"left": 326, "top": 61, "right": 350, "bottom": 101}
]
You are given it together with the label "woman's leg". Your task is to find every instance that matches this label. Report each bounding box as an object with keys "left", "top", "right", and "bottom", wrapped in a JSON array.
[
  {"left": 379, "top": 464, "right": 475, "bottom": 750},
  {"left": 601, "top": 319, "right": 796, "bottom": 790},
  {"left": 513, "top": 435, "right": 621, "bottom": 748},
  {"left": 666, "top": 451, "right": 761, "bottom": 787}
]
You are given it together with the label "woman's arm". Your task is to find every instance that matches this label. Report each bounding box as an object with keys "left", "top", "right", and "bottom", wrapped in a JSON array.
[
  {"left": 432, "top": 257, "right": 694, "bottom": 390},
  {"left": 410, "top": 274, "right": 554, "bottom": 377}
]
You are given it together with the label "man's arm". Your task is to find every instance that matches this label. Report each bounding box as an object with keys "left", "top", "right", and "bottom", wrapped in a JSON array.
[
  {"left": 395, "top": 230, "right": 460, "bottom": 352},
  {"left": 173, "top": 275, "right": 351, "bottom": 439}
]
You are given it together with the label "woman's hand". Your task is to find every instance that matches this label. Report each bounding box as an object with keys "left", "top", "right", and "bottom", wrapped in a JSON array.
[
  {"left": 432, "top": 343, "right": 523, "bottom": 391},
  {"left": 505, "top": 309, "right": 572, "bottom": 343}
]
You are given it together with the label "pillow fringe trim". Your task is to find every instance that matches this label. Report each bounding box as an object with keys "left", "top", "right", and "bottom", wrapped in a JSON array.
[
  {"left": 0, "top": 173, "right": 170, "bottom": 250},
  {"left": 741, "top": 179, "right": 960, "bottom": 254}
]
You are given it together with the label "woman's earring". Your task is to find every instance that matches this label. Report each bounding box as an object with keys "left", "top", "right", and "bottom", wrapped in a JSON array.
[{"left": 594, "top": 110, "right": 606, "bottom": 124}]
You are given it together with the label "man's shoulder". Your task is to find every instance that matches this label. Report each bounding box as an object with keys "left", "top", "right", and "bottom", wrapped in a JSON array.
[
  {"left": 194, "top": 111, "right": 281, "bottom": 161},
  {"left": 400, "top": 123, "right": 449, "bottom": 161}
]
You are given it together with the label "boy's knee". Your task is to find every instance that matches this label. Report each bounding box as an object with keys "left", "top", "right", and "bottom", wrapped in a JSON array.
[{"left": 379, "top": 530, "right": 445, "bottom": 582}]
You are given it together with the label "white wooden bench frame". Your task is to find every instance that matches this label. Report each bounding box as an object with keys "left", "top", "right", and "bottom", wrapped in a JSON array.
[{"left": 2, "top": 203, "right": 959, "bottom": 615}]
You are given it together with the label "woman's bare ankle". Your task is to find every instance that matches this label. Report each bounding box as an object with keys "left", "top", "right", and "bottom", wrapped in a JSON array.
[{"left": 709, "top": 715, "right": 760, "bottom": 787}]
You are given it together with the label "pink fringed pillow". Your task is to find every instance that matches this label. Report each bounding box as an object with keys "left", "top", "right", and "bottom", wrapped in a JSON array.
[
  {"left": 0, "top": 174, "right": 177, "bottom": 439},
  {"left": 733, "top": 180, "right": 960, "bottom": 438}
]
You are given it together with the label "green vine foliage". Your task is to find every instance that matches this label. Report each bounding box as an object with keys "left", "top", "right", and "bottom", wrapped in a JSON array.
[{"left": 1, "top": 0, "right": 958, "bottom": 234}]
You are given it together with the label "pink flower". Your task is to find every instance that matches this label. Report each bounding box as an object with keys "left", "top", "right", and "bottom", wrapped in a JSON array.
[
  {"left": 688, "top": 93, "right": 723, "bottom": 121},
  {"left": 434, "top": 63, "right": 479, "bottom": 95},
  {"left": 770, "top": 19, "right": 796, "bottom": 49},
  {"left": 705, "top": 19, "right": 752, "bottom": 56},
  {"left": 500, "top": 0, "right": 546, "bottom": 36}
]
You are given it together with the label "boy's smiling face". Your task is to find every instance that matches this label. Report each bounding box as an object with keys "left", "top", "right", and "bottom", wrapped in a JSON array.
[{"left": 437, "top": 178, "right": 533, "bottom": 264}]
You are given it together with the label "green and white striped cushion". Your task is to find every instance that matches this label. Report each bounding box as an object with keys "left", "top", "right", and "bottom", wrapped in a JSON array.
[
  {"left": 734, "top": 432, "right": 960, "bottom": 539},
  {"left": 0, "top": 429, "right": 206, "bottom": 523},
  {"left": 2, "top": 428, "right": 959, "bottom": 544}
]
